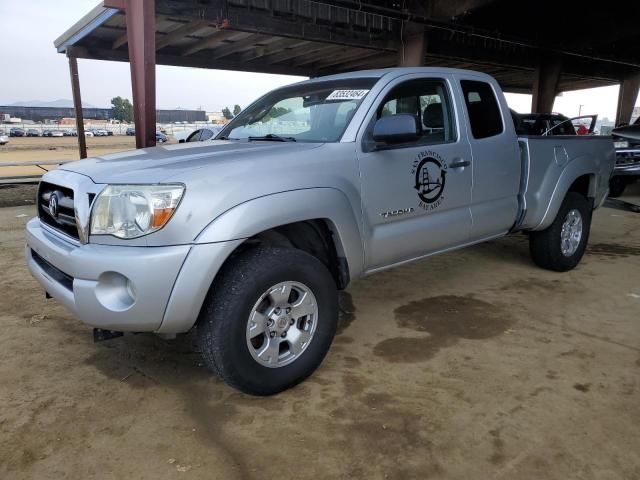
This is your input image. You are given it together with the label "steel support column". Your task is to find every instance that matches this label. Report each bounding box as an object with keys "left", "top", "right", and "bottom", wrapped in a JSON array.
[
  {"left": 119, "top": 0, "right": 156, "bottom": 148},
  {"left": 398, "top": 23, "right": 426, "bottom": 67},
  {"left": 67, "top": 54, "right": 88, "bottom": 159},
  {"left": 615, "top": 72, "right": 640, "bottom": 126},
  {"left": 532, "top": 53, "right": 562, "bottom": 113}
]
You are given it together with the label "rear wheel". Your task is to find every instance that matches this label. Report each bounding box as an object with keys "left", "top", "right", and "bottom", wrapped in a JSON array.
[
  {"left": 529, "top": 192, "right": 592, "bottom": 272},
  {"left": 197, "top": 246, "right": 338, "bottom": 395},
  {"left": 608, "top": 176, "right": 627, "bottom": 198}
]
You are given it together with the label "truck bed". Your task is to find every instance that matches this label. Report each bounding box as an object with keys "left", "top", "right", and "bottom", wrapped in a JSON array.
[{"left": 516, "top": 135, "right": 615, "bottom": 231}]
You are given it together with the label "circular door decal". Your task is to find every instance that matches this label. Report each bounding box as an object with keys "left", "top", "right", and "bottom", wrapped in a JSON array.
[{"left": 412, "top": 151, "right": 447, "bottom": 211}]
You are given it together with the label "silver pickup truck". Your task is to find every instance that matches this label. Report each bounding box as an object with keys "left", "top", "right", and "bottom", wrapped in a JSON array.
[{"left": 26, "top": 68, "right": 615, "bottom": 395}]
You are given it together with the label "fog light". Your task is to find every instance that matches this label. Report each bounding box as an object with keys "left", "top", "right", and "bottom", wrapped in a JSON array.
[{"left": 95, "top": 272, "right": 136, "bottom": 312}]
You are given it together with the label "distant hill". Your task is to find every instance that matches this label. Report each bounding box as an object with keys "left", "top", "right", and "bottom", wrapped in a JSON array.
[{"left": 5, "top": 99, "right": 100, "bottom": 108}]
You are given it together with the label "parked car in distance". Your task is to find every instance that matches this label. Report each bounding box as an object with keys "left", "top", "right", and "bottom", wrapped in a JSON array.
[
  {"left": 10, "top": 128, "right": 25, "bottom": 137},
  {"left": 0, "top": 134, "right": 9, "bottom": 145},
  {"left": 84, "top": 131, "right": 94, "bottom": 137},
  {"left": 156, "top": 132, "right": 168, "bottom": 143},
  {"left": 26, "top": 67, "right": 615, "bottom": 396},
  {"left": 181, "top": 126, "right": 222, "bottom": 143},
  {"left": 49, "top": 130, "right": 64, "bottom": 137},
  {"left": 609, "top": 116, "right": 640, "bottom": 197},
  {"left": 126, "top": 127, "right": 135, "bottom": 136},
  {"left": 26, "top": 129, "right": 40, "bottom": 137}
]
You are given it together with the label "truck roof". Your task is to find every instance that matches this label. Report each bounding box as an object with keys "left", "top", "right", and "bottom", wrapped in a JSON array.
[{"left": 297, "top": 67, "right": 497, "bottom": 85}]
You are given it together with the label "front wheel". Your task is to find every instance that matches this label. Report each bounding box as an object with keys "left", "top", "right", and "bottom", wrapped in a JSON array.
[
  {"left": 529, "top": 192, "right": 592, "bottom": 272},
  {"left": 197, "top": 246, "right": 338, "bottom": 395}
]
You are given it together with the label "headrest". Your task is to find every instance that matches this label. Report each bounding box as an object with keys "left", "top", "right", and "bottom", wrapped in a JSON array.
[{"left": 423, "top": 103, "right": 444, "bottom": 129}]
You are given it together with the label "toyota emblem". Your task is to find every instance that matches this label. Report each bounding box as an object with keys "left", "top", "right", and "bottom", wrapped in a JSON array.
[{"left": 48, "top": 193, "right": 59, "bottom": 219}]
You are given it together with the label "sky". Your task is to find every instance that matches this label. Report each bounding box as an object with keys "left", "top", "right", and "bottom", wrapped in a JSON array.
[{"left": 0, "top": 0, "right": 635, "bottom": 119}]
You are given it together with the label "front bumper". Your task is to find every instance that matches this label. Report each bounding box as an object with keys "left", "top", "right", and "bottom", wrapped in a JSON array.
[
  {"left": 26, "top": 218, "right": 244, "bottom": 333},
  {"left": 26, "top": 218, "right": 191, "bottom": 332},
  {"left": 614, "top": 149, "right": 640, "bottom": 176}
]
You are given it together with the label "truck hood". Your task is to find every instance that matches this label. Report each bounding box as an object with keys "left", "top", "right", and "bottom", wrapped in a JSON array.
[{"left": 59, "top": 140, "right": 323, "bottom": 184}]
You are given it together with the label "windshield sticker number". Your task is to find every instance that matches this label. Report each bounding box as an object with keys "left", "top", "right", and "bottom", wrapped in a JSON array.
[{"left": 326, "top": 89, "right": 369, "bottom": 101}]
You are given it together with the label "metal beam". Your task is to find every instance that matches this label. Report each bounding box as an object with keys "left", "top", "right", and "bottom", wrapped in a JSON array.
[
  {"left": 68, "top": 47, "right": 314, "bottom": 77},
  {"left": 156, "top": 19, "right": 209, "bottom": 50},
  {"left": 209, "top": 35, "right": 274, "bottom": 61},
  {"left": 124, "top": 0, "right": 156, "bottom": 148},
  {"left": 532, "top": 53, "right": 562, "bottom": 113},
  {"left": 181, "top": 29, "right": 242, "bottom": 56},
  {"left": 112, "top": 31, "right": 128, "bottom": 49},
  {"left": 320, "top": 51, "right": 395, "bottom": 74},
  {"left": 236, "top": 38, "right": 306, "bottom": 63},
  {"left": 293, "top": 45, "right": 348, "bottom": 67},
  {"left": 616, "top": 73, "right": 640, "bottom": 126},
  {"left": 156, "top": 1, "right": 397, "bottom": 52},
  {"left": 263, "top": 43, "right": 331, "bottom": 65},
  {"left": 429, "top": 0, "right": 497, "bottom": 19},
  {"left": 315, "top": 48, "right": 382, "bottom": 70},
  {"left": 66, "top": 53, "right": 87, "bottom": 159},
  {"left": 398, "top": 23, "right": 426, "bottom": 67}
]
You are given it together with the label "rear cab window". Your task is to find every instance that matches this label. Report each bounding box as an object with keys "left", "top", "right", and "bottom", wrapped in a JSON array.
[{"left": 460, "top": 80, "right": 504, "bottom": 139}]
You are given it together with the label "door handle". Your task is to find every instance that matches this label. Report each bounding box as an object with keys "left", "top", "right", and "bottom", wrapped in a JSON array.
[{"left": 449, "top": 159, "right": 470, "bottom": 169}]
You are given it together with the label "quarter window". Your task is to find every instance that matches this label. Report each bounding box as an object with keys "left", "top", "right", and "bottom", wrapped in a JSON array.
[
  {"left": 460, "top": 80, "right": 504, "bottom": 139},
  {"left": 374, "top": 79, "right": 456, "bottom": 146}
]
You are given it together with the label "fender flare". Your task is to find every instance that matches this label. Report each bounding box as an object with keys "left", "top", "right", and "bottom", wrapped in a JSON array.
[
  {"left": 195, "top": 187, "right": 364, "bottom": 278},
  {"left": 534, "top": 158, "right": 596, "bottom": 231},
  {"left": 159, "top": 188, "right": 364, "bottom": 333}
]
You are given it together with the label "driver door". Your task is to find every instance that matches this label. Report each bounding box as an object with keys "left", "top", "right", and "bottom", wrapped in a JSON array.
[{"left": 356, "top": 75, "right": 473, "bottom": 271}]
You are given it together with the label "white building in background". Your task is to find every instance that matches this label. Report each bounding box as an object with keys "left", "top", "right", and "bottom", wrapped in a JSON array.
[
  {"left": 632, "top": 106, "right": 640, "bottom": 124},
  {"left": 206, "top": 111, "right": 225, "bottom": 123}
]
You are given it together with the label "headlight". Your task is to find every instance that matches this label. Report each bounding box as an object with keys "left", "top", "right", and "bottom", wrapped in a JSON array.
[
  {"left": 90, "top": 184, "right": 185, "bottom": 239},
  {"left": 614, "top": 140, "right": 629, "bottom": 149}
]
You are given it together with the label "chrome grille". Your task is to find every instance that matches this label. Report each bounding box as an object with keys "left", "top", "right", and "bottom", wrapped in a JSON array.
[{"left": 37, "top": 181, "right": 79, "bottom": 240}]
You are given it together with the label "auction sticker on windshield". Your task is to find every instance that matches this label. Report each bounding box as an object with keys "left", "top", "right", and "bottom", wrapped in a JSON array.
[{"left": 326, "top": 89, "right": 369, "bottom": 101}]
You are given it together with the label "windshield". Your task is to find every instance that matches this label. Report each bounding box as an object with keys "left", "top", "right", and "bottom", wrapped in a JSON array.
[{"left": 219, "top": 78, "right": 378, "bottom": 143}]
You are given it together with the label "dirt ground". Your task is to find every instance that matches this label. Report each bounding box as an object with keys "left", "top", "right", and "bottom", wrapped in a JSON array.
[
  {"left": 0, "top": 136, "right": 162, "bottom": 178},
  {"left": 0, "top": 186, "right": 639, "bottom": 480}
]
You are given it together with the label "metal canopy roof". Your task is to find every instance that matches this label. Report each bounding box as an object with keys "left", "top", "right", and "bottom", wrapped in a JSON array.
[{"left": 55, "top": 0, "right": 640, "bottom": 93}]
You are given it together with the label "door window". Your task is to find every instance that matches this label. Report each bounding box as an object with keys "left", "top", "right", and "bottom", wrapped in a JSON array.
[
  {"left": 371, "top": 79, "right": 456, "bottom": 146},
  {"left": 186, "top": 130, "right": 202, "bottom": 142},
  {"left": 200, "top": 129, "right": 214, "bottom": 141},
  {"left": 460, "top": 80, "right": 504, "bottom": 139}
]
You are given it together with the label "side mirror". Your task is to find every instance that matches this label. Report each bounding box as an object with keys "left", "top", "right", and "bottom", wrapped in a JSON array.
[{"left": 372, "top": 114, "right": 420, "bottom": 144}]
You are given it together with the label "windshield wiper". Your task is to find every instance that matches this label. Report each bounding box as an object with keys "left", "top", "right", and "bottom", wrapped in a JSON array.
[{"left": 248, "top": 134, "right": 296, "bottom": 142}]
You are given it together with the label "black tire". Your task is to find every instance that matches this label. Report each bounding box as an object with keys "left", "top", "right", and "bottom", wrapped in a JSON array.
[
  {"left": 608, "top": 176, "right": 627, "bottom": 198},
  {"left": 197, "top": 246, "right": 338, "bottom": 395},
  {"left": 529, "top": 192, "right": 592, "bottom": 272}
]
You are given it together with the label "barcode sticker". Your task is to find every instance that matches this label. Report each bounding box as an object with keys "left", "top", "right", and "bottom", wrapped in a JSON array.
[{"left": 326, "top": 89, "right": 369, "bottom": 101}]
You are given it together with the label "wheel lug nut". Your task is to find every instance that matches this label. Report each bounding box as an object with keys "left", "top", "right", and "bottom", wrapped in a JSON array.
[
  {"left": 275, "top": 307, "right": 281, "bottom": 314},
  {"left": 286, "top": 307, "right": 291, "bottom": 314},
  {"left": 267, "top": 319, "right": 274, "bottom": 326},
  {"left": 290, "top": 319, "right": 295, "bottom": 325},
  {"left": 270, "top": 331, "right": 276, "bottom": 338},
  {"left": 281, "top": 332, "right": 287, "bottom": 338}
]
